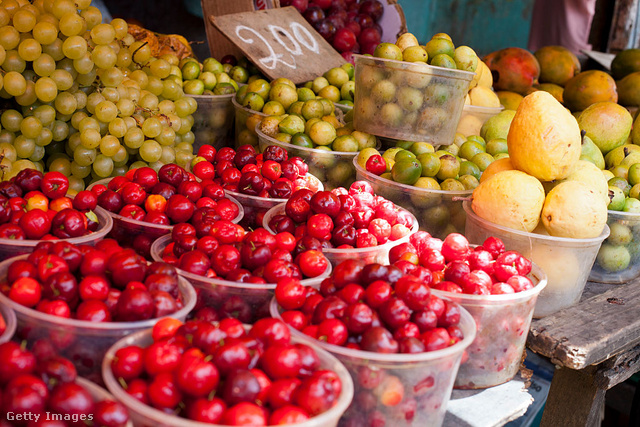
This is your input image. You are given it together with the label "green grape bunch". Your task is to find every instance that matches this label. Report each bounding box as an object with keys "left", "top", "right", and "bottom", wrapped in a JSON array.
[{"left": 0, "top": 0, "right": 199, "bottom": 194}]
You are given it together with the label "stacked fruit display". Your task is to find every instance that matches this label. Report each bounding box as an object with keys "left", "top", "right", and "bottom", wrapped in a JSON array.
[
  {"left": 467, "top": 91, "right": 610, "bottom": 316},
  {"left": 153, "top": 223, "right": 331, "bottom": 323},
  {"left": 303, "top": 64, "right": 356, "bottom": 109},
  {"left": 272, "top": 255, "right": 474, "bottom": 426},
  {"left": 353, "top": 32, "right": 476, "bottom": 145},
  {"left": 233, "top": 75, "right": 343, "bottom": 149},
  {"left": 192, "top": 144, "right": 322, "bottom": 229},
  {"left": 0, "top": 238, "right": 196, "bottom": 379},
  {"left": 281, "top": 0, "right": 385, "bottom": 61},
  {"left": 89, "top": 162, "right": 242, "bottom": 254},
  {"left": 0, "top": 0, "right": 198, "bottom": 186},
  {"left": 0, "top": 341, "right": 131, "bottom": 426},
  {"left": 264, "top": 181, "right": 417, "bottom": 265},
  {"left": 103, "top": 318, "right": 352, "bottom": 425}
]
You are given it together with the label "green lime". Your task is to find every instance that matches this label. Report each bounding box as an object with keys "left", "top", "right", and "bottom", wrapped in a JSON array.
[
  {"left": 340, "top": 81, "right": 355, "bottom": 102},
  {"left": 631, "top": 183, "right": 640, "bottom": 199},
  {"left": 297, "top": 87, "right": 316, "bottom": 102},
  {"left": 263, "top": 101, "right": 285, "bottom": 116},
  {"left": 242, "top": 92, "right": 265, "bottom": 111},
  {"left": 392, "top": 159, "right": 422, "bottom": 185},
  {"left": 291, "top": 132, "right": 314, "bottom": 148},
  {"left": 229, "top": 65, "right": 249, "bottom": 83},
  {"left": 309, "top": 120, "right": 337, "bottom": 146},
  {"left": 269, "top": 83, "right": 298, "bottom": 110},
  {"left": 611, "top": 164, "right": 630, "bottom": 181},
  {"left": 374, "top": 43, "right": 403, "bottom": 61},
  {"left": 246, "top": 78, "right": 271, "bottom": 100},
  {"left": 202, "top": 57, "right": 223, "bottom": 73},
  {"left": 414, "top": 176, "right": 441, "bottom": 190},
  {"left": 403, "top": 46, "right": 428, "bottom": 63},
  {"left": 453, "top": 46, "right": 479, "bottom": 72},
  {"left": 471, "top": 152, "right": 494, "bottom": 171},
  {"left": 459, "top": 174, "right": 480, "bottom": 190},
  {"left": 332, "top": 135, "right": 359, "bottom": 152},
  {"left": 318, "top": 85, "right": 341, "bottom": 103},
  {"left": 459, "top": 140, "right": 485, "bottom": 160},
  {"left": 312, "top": 77, "right": 330, "bottom": 94},
  {"left": 181, "top": 61, "right": 201, "bottom": 80},
  {"left": 395, "top": 140, "right": 414, "bottom": 150},
  {"left": 341, "top": 62, "right": 355, "bottom": 79},
  {"left": 441, "top": 178, "right": 465, "bottom": 191},
  {"left": 436, "top": 154, "right": 460, "bottom": 180},
  {"left": 288, "top": 101, "right": 304, "bottom": 116},
  {"left": 441, "top": 144, "right": 459, "bottom": 156},
  {"left": 235, "top": 85, "right": 249, "bottom": 104},
  {"left": 275, "top": 133, "right": 292, "bottom": 144},
  {"left": 459, "top": 160, "right": 481, "bottom": 180},
  {"left": 410, "top": 142, "right": 435, "bottom": 156},
  {"left": 213, "top": 83, "right": 235, "bottom": 95},
  {"left": 418, "top": 152, "right": 441, "bottom": 177},
  {"left": 301, "top": 99, "right": 325, "bottom": 121},
  {"left": 467, "top": 135, "right": 486, "bottom": 148},
  {"left": 278, "top": 115, "right": 305, "bottom": 135},
  {"left": 486, "top": 138, "right": 508, "bottom": 156},
  {"left": 384, "top": 147, "right": 404, "bottom": 163},
  {"left": 395, "top": 150, "right": 417, "bottom": 162},
  {"left": 624, "top": 197, "right": 640, "bottom": 213},
  {"left": 430, "top": 53, "right": 456, "bottom": 69},
  {"left": 324, "top": 67, "right": 349, "bottom": 87}
]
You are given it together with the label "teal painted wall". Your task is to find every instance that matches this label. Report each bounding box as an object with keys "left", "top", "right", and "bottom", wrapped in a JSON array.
[{"left": 398, "top": 0, "right": 535, "bottom": 57}]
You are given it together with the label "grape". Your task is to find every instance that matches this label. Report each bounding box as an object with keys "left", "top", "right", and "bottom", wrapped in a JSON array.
[
  {"left": 101, "top": 87, "right": 119, "bottom": 103},
  {"left": 0, "top": 8, "right": 10, "bottom": 27},
  {"left": 3, "top": 49, "right": 26, "bottom": 73},
  {"left": 68, "top": 175, "right": 84, "bottom": 194},
  {"left": 59, "top": 12, "right": 84, "bottom": 37},
  {"left": 116, "top": 49, "right": 131, "bottom": 69},
  {"left": 0, "top": 25, "right": 21, "bottom": 51},
  {"left": 146, "top": 76, "right": 163, "bottom": 96},
  {"left": 111, "top": 18, "right": 128, "bottom": 40},
  {"left": 32, "top": 21, "right": 58, "bottom": 44},
  {"left": 176, "top": 142, "right": 193, "bottom": 153},
  {"left": 74, "top": 146, "right": 96, "bottom": 167},
  {"left": 93, "top": 154, "right": 113, "bottom": 177},
  {"left": 70, "top": 111, "right": 88, "bottom": 129},
  {"left": 61, "top": 35, "right": 87, "bottom": 59},
  {"left": 51, "top": 68, "right": 74, "bottom": 90},
  {"left": 12, "top": 9, "right": 36, "bottom": 32},
  {"left": 113, "top": 145, "right": 128, "bottom": 164},
  {"left": 15, "top": 80, "right": 36, "bottom": 106},
  {"left": 76, "top": 0, "right": 92, "bottom": 10},
  {"left": 139, "top": 93, "right": 159, "bottom": 110},
  {"left": 94, "top": 100, "right": 118, "bottom": 122},
  {"left": 76, "top": 69, "right": 97, "bottom": 86},
  {"left": 35, "top": 127, "right": 52, "bottom": 146},
  {"left": 129, "top": 69, "right": 148, "bottom": 88},
  {"left": 80, "top": 128, "right": 100, "bottom": 149},
  {"left": 0, "top": 142, "right": 18, "bottom": 162},
  {"left": 42, "top": 38, "right": 64, "bottom": 61},
  {"left": 33, "top": 52, "right": 55, "bottom": 76},
  {"left": 92, "top": 44, "right": 117, "bottom": 69},
  {"left": 141, "top": 117, "right": 162, "bottom": 138},
  {"left": 29, "top": 145, "right": 45, "bottom": 162},
  {"left": 71, "top": 160, "right": 91, "bottom": 178},
  {"left": 150, "top": 58, "right": 171, "bottom": 79},
  {"left": 34, "top": 76, "right": 57, "bottom": 102},
  {"left": 124, "top": 127, "right": 144, "bottom": 149},
  {"left": 108, "top": 117, "right": 127, "bottom": 138},
  {"left": 155, "top": 126, "right": 176, "bottom": 146},
  {"left": 52, "top": 0, "right": 76, "bottom": 19},
  {"left": 4, "top": 71, "right": 26, "bottom": 96},
  {"left": 34, "top": 104, "right": 56, "bottom": 126},
  {"left": 160, "top": 146, "right": 176, "bottom": 164},
  {"left": 80, "top": 6, "right": 102, "bottom": 30},
  {"left": 100, "top": 134, "right": 120, "bottom": 156},
  {"left": 51, "top": 120, "right": 69, "bottom": 141},
  {"left": 116, "top": 98, "right": 135, "bottom": 117},
  {"left": 14, "top": 135, "right": 35, "bottom": 158},
  {"left": 20, "top": 116, "right": 42, "bottom": 139},
  {"left": 130, "top": 41, "right": 151, "bottom": 65},
  {"left": 73, "top": 52, "right": 94, "bottom": 74},
  {"left": 2, "top": 111, "right": 22, "bottom": 134},
  {"left": 79, "top": 116, "right": 100, "bottom": 133},
  {"left": 17, "top": 38, "right": 41, "bottom": 61},
  {"left": 90, "top": 23, "right": 115, "bottom": 45},
  {"left": 74, "top": 90, "right": 87, "bottom": 108},
  {"left": 54, "top": 91, "right": 77, "bottom": 115},
  {"left": 86, "top": 92, "right": 105, "bottom": 114}
]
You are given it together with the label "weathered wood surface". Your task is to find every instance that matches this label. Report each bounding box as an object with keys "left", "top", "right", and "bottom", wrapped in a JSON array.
[
  {"left": 210, "top": 7, "right": 345, "bottom": 83},
  {"left": 594, "top": 342, "right": 640, "bottom": 389},
  {"left": 539, "top": 366, "right": 605, "bottom": 427},
  {"left": 528, "top": 279, "right": 640, "bottom": 370}
]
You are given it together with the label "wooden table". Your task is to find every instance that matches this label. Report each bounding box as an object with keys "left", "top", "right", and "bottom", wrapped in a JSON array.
[{"left": 527, "top": 279, "right": 640, "bottom": 426}]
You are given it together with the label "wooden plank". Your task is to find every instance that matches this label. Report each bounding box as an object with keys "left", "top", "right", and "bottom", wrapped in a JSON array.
[
  {"left": 594, "top": 342, "right": 640, "bottom": 389},
  {"left": 608, "top": 0, "right": 638, "bottom": 52},
  {"left": 528, "top": 279, "right": 640, "bottom": 370},
  {"left": 540, "top": 366, "right": 604, "bottom": 427},
  {"left": 210, "top": 7, "right": 346, "bottom": 84}
]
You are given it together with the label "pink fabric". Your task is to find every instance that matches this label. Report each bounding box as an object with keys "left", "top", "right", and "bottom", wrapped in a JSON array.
[{"left": 528, "top": 0, "right": 597, "bottom": 54}]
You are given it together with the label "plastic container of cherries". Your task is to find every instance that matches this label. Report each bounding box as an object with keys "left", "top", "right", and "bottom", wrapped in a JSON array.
[
  {"left": 102, "top": 321, "right": 354, "bottom": 427},
  {"left": 0, "top": 248, "right": 197, "bottom": 381},
  {"left": 0, "top": 303, "right": 16, "bottom": 344},
  {"left": 77, "top": 377, "right": 134, "bottom": 427}
]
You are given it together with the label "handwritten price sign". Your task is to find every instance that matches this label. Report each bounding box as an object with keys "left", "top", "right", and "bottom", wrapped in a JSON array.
[{"left": 210, "top": 7, "right": 346, "bottom": 84}]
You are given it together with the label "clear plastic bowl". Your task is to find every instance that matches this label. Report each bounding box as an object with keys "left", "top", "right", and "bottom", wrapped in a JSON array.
[
  {"left": 0, "top": 205, "right": 113, "bottom": 260},
  {"left": 0, "top": 254, "right": 197, "bottom": 383},
  {"left": 0, "top": 303, "right": 16, "bottom": 344},
  {"left": 102, "top": 327, "right": 354, "bottom": 427},
  {"left": 353, "top": 157, "right": 472, "bottom": 239},
  {"left": 232, "top": 96, "right": 268, "bottom": 149},
  {"left": 334, "top": 102, "right": 353, "bottom": 113},
  {"left": 257, "top": 127, "right": 380, "bottom": 191},
  {"left": 188, "top": 94, "right": 235, "bottom": 151},
  {"left": 270, "top": 297, "right": 476, "bottom": 427},
  {"left": 226, "top": 173, "right": 323, "bottom": 229},
  {"left": 590, "top": 210, "right": 640, "bottom": 283},
  {"left": 456, "top": 104, "right": 505, "bottom": 137},
  {"left": 432, "top": 261, "right": 547, "bottom": 389},
  {"left": 76, "top": 377, "right": 134, "bottom": 427},
  {"left": 353, "top": 55, "right": 474, "bottom": 145},
  {"left": 463, "top": 201, "right": 610, "bottom": 318},
  {"left": 263, "top": 202, "right": 419, "bottom": 266},
  {"left": 87, "top": 178, "right": 244, "bottom": 248},
  {"left": 150, "top": 234, "right": 332, "bottom": 323}
]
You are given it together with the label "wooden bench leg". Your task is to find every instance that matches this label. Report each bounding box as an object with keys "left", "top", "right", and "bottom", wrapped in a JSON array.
[{"left": 540, "top": 366, "right": 605, "bottom": 427}]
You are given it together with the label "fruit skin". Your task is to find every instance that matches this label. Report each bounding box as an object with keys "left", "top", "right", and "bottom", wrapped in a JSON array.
[
  {"left": 507, "top": 91, "right": 581, "bottom": 181},
  {"left": 577, "top": 101, "right": 632, "bottom": 155},
  {"left": 483, "top": 47, "right": 541, "bottom": 95},
  {"left": 611, "top": 48, "right": 640, "bottom": 80},
  {"left": 480, "top": 109, "right": 516, "bottom": 142},
  {"left": 534, "top": 45, "right": 581, "bottom": 87},
  {"left": 471, "top": 170, "right": 545, "bottom": 232},
  {"left": 616, "top": 71, "right": 640, "bottom": 106},
  {"left": 479, "top": 157, "right": 514, "bottom": 183},
  {"left": 551, "top": 160, "right": 609, "bottom": 206},
  {"left": 563, "top": 70, "right": 618, "bottom": 112},
  {"left": 541, "top": 180, "right": 608, "bottom": 238},
  {"left": 580, "top": 135, "right": 606, "bottom": 170}
]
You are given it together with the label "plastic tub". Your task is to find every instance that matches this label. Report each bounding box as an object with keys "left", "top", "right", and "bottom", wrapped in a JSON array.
[
  {"left": 76, "top": 377, "right": 134, "bottom": 427},
  {"left": 150, "top": 234, "right": 331, "bottom": 323},
  {"left": 232, "top": 96, "right": 268, "bottom": 149},
  {"left": 590, "top": 210, "right": 640, "bottom": 283},
  {"left": 0, "top": 303, "right": 16, "bottom": 344},
  {"left": 257, "top": 127, "right": 380, "bottom": 191},
  {"left": 270, "top": 297, "right": 476, "bottom": 427},
  {"left": 102, "top": 328, "right": 354, "bottom": 427},
  {"left": 263, "top": 202, "right": 419, "bottom": 266},
  {"left": 353, "top": 54, "right": 474, "bottom": 145},
  {"left": 354, "top": 157, "right": 472, "bottom": 239},
  {"left": 0, "top": 254, "right": 197, "bottom": 382},
  {"left": 188, "top": 94, "right": 235, "bottom": 151},
  {"left": 87, "top": 178, "right": 244, "bottom": 248},
  {"left": 456, "top": 104, "right": 505, "bottom": 137},
  {"left": 226, "top": 173, "right": 323, "bottom": 229},
  {"left": 432, "top": 261, "right": 547, "bottom": 389},
  {"left": 0, "top": 205, "right": 113, "bottom": 260},
  {"left": 463, "top": 201, "right": 610, "bottom": 318}
]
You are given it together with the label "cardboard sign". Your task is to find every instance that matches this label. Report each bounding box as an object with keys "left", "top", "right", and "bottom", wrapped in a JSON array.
[
  {"left": 201, "top": 0, "right": 280, "bottom": 60},
  {"left": 209, "top": 7, "right": 346, "bottom": 84}
]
